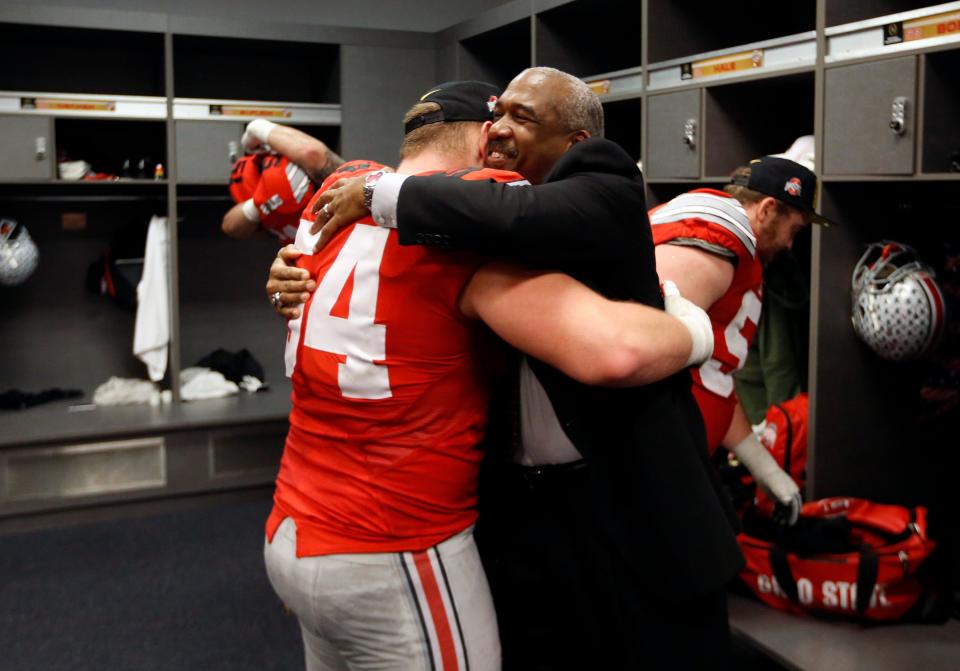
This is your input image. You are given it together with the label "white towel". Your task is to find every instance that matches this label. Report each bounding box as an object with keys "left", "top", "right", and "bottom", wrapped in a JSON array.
[
  {"left": 770, "top": 135, "right": 815, "bottom": 171},
  {"left": 133, "top": 216, "right": 170, "bottom": 381},
  {"left": 180, "top": 367, "right": 239, "bottom": 401}
]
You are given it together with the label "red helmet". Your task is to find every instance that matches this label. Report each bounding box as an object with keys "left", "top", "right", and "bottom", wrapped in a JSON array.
[{"left": 252, "top": 154, "right": 316, "bottom": 244}]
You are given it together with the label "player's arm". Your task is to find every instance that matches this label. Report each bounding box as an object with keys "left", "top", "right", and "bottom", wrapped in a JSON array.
[
  {"left": 310, "top": 144, "right": 646, "bottom": 265},
  {"left": 460, "top": 262, "right": 713, "bottom": 387},
  {"left": 222, "top": 200, "right": 261, "bottom": 239},
  {"left": 654, "top": 243, "right": 735, "bottom": 310},
  {"left": 723, "top": 402, "right": 802, "bottom": 524},
  {"left": 242, "top": 120, "right": 345, "bottom": 184}
]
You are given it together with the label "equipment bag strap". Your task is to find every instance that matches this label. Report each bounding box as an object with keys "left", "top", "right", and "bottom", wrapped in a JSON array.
[
  {"left": 769, "top": 545, "right": 801, "bottom": 604},
  {"left": 855, "top": 544, "right": 880, "bottom": 616}
]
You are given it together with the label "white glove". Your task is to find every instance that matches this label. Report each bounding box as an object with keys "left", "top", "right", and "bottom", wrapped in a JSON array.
[
  {"left": 241, "top": 119, "right": 277, "bottom": 154},
  {"left": 662, "top": 280, "right": 714, "bottom": 367},
  {"left": 733, "top": 432, "right": 802, "bottom": 525}
]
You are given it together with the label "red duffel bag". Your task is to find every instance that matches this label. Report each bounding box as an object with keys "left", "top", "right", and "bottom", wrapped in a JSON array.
[{"left": 738, "top": 497, "right": 937, "bottom": 621}]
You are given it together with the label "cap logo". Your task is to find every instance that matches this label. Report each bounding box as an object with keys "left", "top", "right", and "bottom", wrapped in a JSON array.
[
  {"left": 784, "top": 177, "right": 802, "bottom": 197},
  {"left": 487, "top": 95, "right": 498, "bottom": 112},
  {"left": 420, "top": 88, "right": 441, "bottom": 101}
]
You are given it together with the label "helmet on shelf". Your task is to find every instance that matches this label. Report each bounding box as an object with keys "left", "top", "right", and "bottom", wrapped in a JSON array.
[
  {"left": 851, "top": 241, "right": 945, "bottom": 362},
  {"left": 0, "top": 218, "right": 39, "bottom": 287}
]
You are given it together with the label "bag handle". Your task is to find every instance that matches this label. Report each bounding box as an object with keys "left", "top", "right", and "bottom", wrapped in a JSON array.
[{"left": 770, "top": 544, "right": 880, "bottom": 617}]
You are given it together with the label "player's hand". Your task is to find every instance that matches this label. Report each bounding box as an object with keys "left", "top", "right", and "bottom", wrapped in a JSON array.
[
  {"left": 310, "top": 176, "right": 367, "bottom": 251},
  {"left": 661, "top": 280, "right": 713, "bottom": 367},
  {"left": 760, "top": 471, "right": 802, "bottom": 526},
  {"left": 266, "top": 245, "right": 315, "bottom": 319},
  {"left": 732, "top": 431, "right": 802, "bottom": 526},
  {"left": 242, "top": 119, "right": 276, "bottom": 154}
]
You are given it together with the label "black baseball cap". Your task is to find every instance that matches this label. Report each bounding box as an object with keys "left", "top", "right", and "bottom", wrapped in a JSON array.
[
  {"left": 404, "top": 80, "right": 501, "bottom": 135},
  {"left": 732, "top": 156, "right": 835, "bottom": 226}
]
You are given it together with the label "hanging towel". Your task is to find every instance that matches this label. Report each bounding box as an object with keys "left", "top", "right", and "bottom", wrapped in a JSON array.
[{"left": 133, "top": 215, "right": 170, "bottom": 381}]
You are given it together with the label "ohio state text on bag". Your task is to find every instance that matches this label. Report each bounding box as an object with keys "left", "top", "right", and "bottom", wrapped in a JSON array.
[{"left": 738, "top": 497, "right": 936, "bottom": 621}]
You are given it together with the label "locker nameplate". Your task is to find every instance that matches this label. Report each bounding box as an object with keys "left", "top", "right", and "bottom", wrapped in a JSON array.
[
  {"left": 586, "top": 80, "right": 611, "bottom": 95},
  {"left": 681, "top": 49, "right": 764, "bottom": 80},
  {"left": 210, "top": 104, "right": 293, "bottom": 118},
  {"left": 884, "top": 9, "right": 960, "bottom": 46},
  {"left": 22, "top": 97, "right": 116, "bottom": 112}
]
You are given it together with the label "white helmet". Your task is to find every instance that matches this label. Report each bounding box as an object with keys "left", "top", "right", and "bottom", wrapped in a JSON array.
[
  {"left": 851, "top": 241, "right": 945, "bottom": 362},
  {"left": 0, "top": 218, "right": 39, "bottom": 287}
]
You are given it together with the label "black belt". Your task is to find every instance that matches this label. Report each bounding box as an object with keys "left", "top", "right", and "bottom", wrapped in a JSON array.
[{"left": 506, "top": 458, "right": 589, "bottom": 490}]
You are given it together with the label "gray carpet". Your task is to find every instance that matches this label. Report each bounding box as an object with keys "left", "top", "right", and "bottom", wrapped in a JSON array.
[{"left": 0, "top": 497, "right": 302, "bottom": 670}]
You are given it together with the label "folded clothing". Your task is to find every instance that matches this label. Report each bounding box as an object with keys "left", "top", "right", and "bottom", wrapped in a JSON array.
[
  {"left": 180, "top": 367, "right": 239, "bottom": 401},
  {"left": 195, "top": 349, "right": 265, "bottom": 385},
  {"left": 93, "top": 377, "right": 160, "bottom": 406}
]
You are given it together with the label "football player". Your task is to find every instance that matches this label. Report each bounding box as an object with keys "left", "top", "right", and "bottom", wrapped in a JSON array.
[
  {"left": 264, "top": 80, "right": 712, "bottom": 671},
  {"left": 222, "top": 120, "right": 344, "bottom": 244},
  {"left": 650, "top": 156, "right": 834, "bottom": 524}
]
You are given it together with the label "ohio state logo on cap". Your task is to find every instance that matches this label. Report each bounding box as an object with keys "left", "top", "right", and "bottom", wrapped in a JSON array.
[
  {"left": 784, "top": 177, "right": 802, "bottom": 197},
  {"left": 487, "top": 95, "right": 498, "bottom": 112}
]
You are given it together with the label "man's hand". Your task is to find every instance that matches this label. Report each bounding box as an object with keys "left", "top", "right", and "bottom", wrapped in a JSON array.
[
  {"left": 661, "top": 280, "right": 714, "bottom": 367},
  {"left": 266, "top": 245, "right": 315, "bottom": 319},
  {"left": 242, "top": 119, "right": 276, "bottom": 154},
  {"left": 310, "top": 176, "right": 368, "bottom": 250},
  {"left": 733, "top": 432, "right": 802, "bottom": 526}
]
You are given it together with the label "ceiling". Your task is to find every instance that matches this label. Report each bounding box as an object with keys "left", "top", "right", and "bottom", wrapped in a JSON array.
[{"left": 39, "top": 0, "right": 518, "bottom": 33}]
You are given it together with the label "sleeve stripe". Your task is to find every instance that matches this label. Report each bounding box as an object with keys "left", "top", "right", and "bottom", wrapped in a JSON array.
[
  {"left": 285, "top": 163, "right": 311, "bottom": 202},
  {"left": 651, "top": 195, "right": 756, "bottom": 258},
  {"left": 667, "top": 238, "right": 738, "bottom": 259}
]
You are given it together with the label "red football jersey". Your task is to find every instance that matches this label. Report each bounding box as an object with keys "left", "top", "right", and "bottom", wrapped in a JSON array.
[
  {"left": 268, "top": 161, "right": 526, "bottom": 556},
  {"left": 252, "top": 153, "right": 316, "bottom": 244},
  {"left": 650, "top": 188, "right": 764, "bottom": 452},
  {"left": 228, "top": 153, "right": 261, "bottom": 204}
]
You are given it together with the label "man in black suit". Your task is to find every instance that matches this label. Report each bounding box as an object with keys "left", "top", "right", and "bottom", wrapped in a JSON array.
[{"left": 275, "top": 67, "right": 744, "bottom": 669}]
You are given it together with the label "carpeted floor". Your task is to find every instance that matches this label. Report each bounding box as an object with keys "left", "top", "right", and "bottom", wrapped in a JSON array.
[
  {"left": 0, "top": 495, "right": 791, "bottom": 670},
  {"left": 0, "top": 496, "right": 302, "bottom": 671}
]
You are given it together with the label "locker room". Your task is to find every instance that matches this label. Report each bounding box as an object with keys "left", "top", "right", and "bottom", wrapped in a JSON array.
[{"left": 1, "top": 1, "right": 958, "bottom": 669}]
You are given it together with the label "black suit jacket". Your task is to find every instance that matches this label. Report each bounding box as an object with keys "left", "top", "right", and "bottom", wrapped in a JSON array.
[{"left": 393, "top": 138, "right": 744, "bottom": 600}]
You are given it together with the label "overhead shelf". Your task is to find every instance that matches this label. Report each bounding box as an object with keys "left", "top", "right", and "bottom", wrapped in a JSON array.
[
  {"left": 583, "top": 66, "right": 644, "bottom": 102},
  {"left": 0, "top": 91, "right": 167, "bottom": 120},
  {"left": 647, "top": 32, "right": 817, "bottom": 91},
  {"left": 172, "top": 97, "right": 341, "bottom": 125},
  {"left": 826, "top": 2, "right": 960, "bottom": 63}
]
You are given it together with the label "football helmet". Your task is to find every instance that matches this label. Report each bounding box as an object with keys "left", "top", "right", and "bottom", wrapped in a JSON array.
[
  {"left": 0, "top": 218, "right": 39, "bottom": 286},
  {"left": 851, "top": 241, "right": 945, "bottom": 361}
]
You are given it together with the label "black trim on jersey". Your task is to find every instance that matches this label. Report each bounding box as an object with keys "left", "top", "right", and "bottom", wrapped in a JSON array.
[
  {"left": 434, "top": 546, "right": 470, "bottom": 671},
  {"left": 445, "top": 167, "right": 484, "bottom": 179},
  {"left": 400, "top": 554, "right": 438, "bottom": 671}
]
